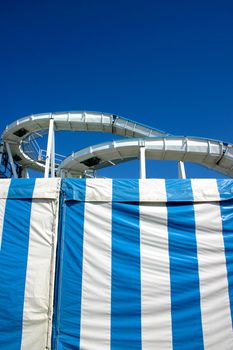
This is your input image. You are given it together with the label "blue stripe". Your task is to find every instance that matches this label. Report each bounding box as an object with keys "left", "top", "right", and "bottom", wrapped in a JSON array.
[
  {"left": 4, "top": 178, "right": 37, "bottom": 199},
  {"left": 166, "top": 179, "right": 195, "bottom": 202},
  {"left": 54, "top": 179, "right": 86, "bottom": 349},
  {"left": 61, "top": 178, "right": 86, "bottom": 201},
  {"left": 110, "top": 179, "right": 141, "bottom": 202},
  {"left": 0, "top": 179, "right": 35, "bottom": 350},
  {"left": 111, "top": 179, "right": 141, "bottom": 350},
  {"left": 217, "top": 179, "right": 233, "bottom": 327},
  {"left": 166, "top": 180, "right": 204, "bottom": 350},
  {"left": 216, "top": 179, "right": 233, "bottom": 201}
]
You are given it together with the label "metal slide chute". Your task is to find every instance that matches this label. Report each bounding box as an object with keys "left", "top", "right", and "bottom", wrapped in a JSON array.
[
  {"left": 1, "top": 111, "right": 168, "bottom": 175},
  {"left": 1, "top": 111, "right": 233, "bottom": 178},
  {"left": 57, "top": 137, "right": 233, "bottom": 178}
]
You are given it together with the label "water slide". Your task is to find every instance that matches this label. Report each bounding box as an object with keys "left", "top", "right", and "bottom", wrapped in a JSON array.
[{"left": 1, "top": 111, "right": 233, "bottom": 177}]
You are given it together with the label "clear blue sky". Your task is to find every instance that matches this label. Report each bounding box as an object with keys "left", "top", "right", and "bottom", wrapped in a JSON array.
[{"left": 0, "top": 0, "right": 232, "bottom": 178}]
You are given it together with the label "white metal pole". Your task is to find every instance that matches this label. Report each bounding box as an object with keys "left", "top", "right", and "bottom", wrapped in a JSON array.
[
  {"left": 21, "top": 167, "right": 29, "bottom": 178},
  {"left": 60, "top": 169, "right": 66, "bottom": 178},
  {"left": 178, "top": 161, "right": 186, "bottom": 179},
  {"left": 5, "top": 142, "right": 18, "bottom": 178},
  {"left": 50, "top": 129, "right": 55, "bottom": 178},
  {"left": 44, "top": 117, "right": 54, "bottom": 178},
  {"left": 139, "top": 146, "right": 146, "bottom": 179},
  {"left": 0, "top": 144, "right": 3, "bottom": 165}
]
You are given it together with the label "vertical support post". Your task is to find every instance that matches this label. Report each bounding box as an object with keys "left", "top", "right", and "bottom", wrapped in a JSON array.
[
  {"left": 5, "top": 142, "right": 18, "bottom": 178},
  {"left": 50, "top": 129, "right": 55, "bottom": 178},
  {"left": 139, "top": 146, "right": 146, "bottom": 179},
  {"left": 0, "top": 144, "right": 3, "bottom": 165},
  {"left": 38, "top": 149, "right": 42, "bottom": 161},
  {"left": 44, "top": 117, "right": 54, "bottom": 178},
  {"left": 178, "top": 161, "right": 186, "bottom": 179},
  {"left": 60, "top": 169, "right": 66, "bottom": 178},
  {"left": 21, "top": 167, "right": 29, "bottom": 178}
]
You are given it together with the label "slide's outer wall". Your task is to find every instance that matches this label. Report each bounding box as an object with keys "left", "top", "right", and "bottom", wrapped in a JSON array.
[{"left": 0, "top": 178, "right": 233, "bottom": 349}]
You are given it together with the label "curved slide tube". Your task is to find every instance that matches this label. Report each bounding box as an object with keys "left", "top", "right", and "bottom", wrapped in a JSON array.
[
  {"left": 1, "top": 111, "right": 233, "bottom": 177},
  {"left": 1, "top": 111, "right": 168, "bottom": 172}
]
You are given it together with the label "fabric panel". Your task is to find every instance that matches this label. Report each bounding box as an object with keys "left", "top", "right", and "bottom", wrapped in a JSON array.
[
  {"left": 167, "top": 180, "right": 204, "bottom": 350},
  {"left": 218, "top": 191, "right": 233, "bottom": 327},
  {"left": 0, "top": 179, "right": 11, "bottom": 248},
  {"left": 0, "top": 178, "right": 60, "bottom": 199},
  {"left": 53, "top": 180, "right": 86, "bottom": 349},
  {"left": 20, "top": 195, "right": 59, "bottom": 350},
  {"left": 0, "top": 180, "right": 35, "bottom": 350},
  {"left": 140, "top": 180, "right": 172, "bottom": 349},
  {"left": 52, "top": 178, "right": 233, "bottom": 350},
  {"left": 192, "top": 180, "right": 233, "bottom": 349},
  {"left": 111, "top": 179, "right": 142, "bottom": 349},
  {"left": 80, "top": 180, "right": 112, "bottom": 349}
]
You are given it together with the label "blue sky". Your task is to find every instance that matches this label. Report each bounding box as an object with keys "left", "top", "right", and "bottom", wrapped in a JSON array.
[{"left": 0, "top": 0, "right": 232, "bottom": 178}]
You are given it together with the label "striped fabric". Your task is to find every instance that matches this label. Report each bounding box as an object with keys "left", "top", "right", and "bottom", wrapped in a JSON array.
[
  {"left": 0, "top": 178, "right": 60, "bottom": 350},
  {"left": 0, "top": 178, "right": 233, "bottom": 349},
  {"left": 52, "top": 179, "right": 233, "bottom": 350}
]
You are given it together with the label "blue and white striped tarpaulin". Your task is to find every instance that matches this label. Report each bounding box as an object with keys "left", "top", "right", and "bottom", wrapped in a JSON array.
[
  {"left": 0, "top": 178, "right": 60, "bottom": 350},
  {"left": 52, "top": 178, "right": 233, "bottom": 350},
  {"left": 0, "top": 178, "right": 233, "bottom": 349}
]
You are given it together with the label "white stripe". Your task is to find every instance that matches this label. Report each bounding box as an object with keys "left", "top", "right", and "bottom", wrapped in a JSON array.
[
  {"left": 139, "top": 179, "right": 170, "bottom": 202},
  {"left": 0, "top": 179, "right": 11, "bottom": 249},
  {"left": 140, "top": 179, "right": 172, "bottom": 350},
  {"left": 80, "top": 179, "right": 112, "bottom": 349},
  {"left": 31, "top": 178, "right": 61, "bottom": 199},
  {"left": 21, "top": 179, "right": 60, "bottom": 350},
  {"left": 192, "top": 179, "right": 233, "bottom": 350},
  {"left": 85, "top": 178, "right": 113, "bottom": 201}
]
